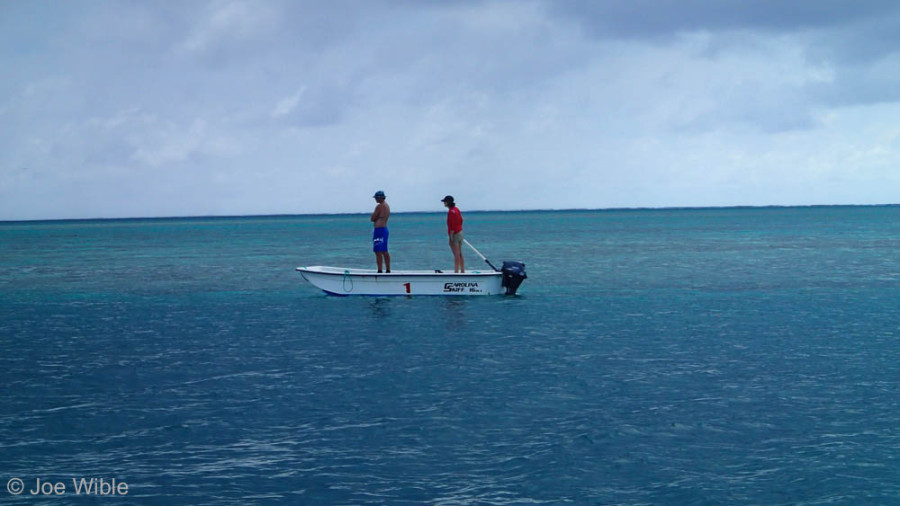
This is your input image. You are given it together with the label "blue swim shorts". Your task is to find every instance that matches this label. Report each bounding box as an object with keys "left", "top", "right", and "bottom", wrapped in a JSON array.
[{"left": 373, "top": 227, "right": 389, "bottom": 252}]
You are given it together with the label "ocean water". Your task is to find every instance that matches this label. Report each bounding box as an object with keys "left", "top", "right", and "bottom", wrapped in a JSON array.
[{"left": 1, "top": 207, "right": 899, "bottom": 504}]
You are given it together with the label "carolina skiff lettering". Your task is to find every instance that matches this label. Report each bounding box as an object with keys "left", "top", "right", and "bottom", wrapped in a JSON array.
[{"left": 443, "top": 282, "right": 482, "bottom": 293}]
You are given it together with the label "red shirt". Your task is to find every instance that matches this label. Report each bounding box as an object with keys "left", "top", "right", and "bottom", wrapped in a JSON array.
[{"left": 447, "top": 206, "right": 463, "bottom": 235}]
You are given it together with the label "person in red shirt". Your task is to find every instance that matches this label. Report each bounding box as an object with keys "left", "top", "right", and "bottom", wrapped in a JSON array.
[{"left": 442, "top": 195, "right": 465, "bottom": 273}]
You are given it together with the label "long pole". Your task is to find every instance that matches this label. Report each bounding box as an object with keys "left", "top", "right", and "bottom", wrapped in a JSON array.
[{"left": 463, "top": 239, "right": 499, "bottom": 272}]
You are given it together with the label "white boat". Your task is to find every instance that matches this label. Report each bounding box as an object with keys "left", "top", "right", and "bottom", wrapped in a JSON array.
[
  {"left": 296, "top": 266, "right": 500, "bottom": 296},
  {"left": 297, "top": 240, "right": 527, "bottom": 296}
]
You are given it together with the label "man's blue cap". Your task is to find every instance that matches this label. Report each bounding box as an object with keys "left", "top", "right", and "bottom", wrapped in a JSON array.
[{"left": 373, "top": 191, "right": 386, "bottom": 198}]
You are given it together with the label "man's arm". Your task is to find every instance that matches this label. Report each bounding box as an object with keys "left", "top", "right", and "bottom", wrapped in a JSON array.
[{"left": 371, "top": 204, "right": 383, "bottom": 223}]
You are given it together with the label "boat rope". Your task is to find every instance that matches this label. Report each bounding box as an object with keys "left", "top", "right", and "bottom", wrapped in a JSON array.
[{"left": 342, "top": 269, "right": 353, "bottom": 293}]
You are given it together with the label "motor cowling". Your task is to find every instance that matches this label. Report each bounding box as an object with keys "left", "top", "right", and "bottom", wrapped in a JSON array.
[{"left": 501, "top": 261, "right": 527, "bottom": 295}]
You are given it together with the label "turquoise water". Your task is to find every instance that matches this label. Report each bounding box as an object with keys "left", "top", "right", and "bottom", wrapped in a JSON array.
[{"left": 2, "top": 207, "right": 899, "bottom": 504}]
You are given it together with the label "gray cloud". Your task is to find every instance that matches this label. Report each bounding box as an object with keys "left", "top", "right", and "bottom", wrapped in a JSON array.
[
  {"left": 548, "top": 0, "right": 900, "bottom": 39},
  {"left": 2, "top": 0, "right": 900, "bottom": 220}
]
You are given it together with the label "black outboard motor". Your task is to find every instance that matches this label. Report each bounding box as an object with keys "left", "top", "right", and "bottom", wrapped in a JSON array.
[{"left": 501, "top": 261, "right": 527, "bottom": 295}]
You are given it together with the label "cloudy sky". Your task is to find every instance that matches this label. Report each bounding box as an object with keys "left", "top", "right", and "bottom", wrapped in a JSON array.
[{"left": 3, "top": 0, "right": 900, "bottom": 220}]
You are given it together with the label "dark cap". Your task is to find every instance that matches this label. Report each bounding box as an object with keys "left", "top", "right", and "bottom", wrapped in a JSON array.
[
  {"left": 373, "top": 190, "right": 386, "bottom": 198},
  {"left": 441, "top": 195, "right": 454, "bottom": 204}
]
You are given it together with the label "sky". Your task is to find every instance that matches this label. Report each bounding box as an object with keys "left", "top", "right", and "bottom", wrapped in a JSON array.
[{"left": 3, "top": 0, "right": 900, "bottom": 220}]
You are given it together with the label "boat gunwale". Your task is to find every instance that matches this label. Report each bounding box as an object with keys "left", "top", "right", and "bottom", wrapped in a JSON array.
[{"left": 296, "top": 266, "right": 500, "bottom": 278}]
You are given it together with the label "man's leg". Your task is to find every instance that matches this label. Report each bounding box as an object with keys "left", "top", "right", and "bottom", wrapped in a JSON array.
[{"left": 449, "top": 238, "right": 457, "bottom": 272}]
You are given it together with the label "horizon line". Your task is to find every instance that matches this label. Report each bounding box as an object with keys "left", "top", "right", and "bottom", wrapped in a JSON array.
[{"left": 2, "top": 202, "right": 898, "bottom": 225}]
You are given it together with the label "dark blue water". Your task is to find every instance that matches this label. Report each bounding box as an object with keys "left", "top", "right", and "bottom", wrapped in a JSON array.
[{"left": 2, "top": 207, "right": 899, "bottom": 504}]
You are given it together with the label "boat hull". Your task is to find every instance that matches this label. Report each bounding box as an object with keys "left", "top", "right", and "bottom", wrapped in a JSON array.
[{"left": 297, "top": 266, "right": 504, "bottom": 296}]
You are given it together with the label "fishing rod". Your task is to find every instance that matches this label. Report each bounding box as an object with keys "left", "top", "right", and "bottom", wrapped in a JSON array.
[{"left": 463, "top": 239, "right": 500, "bottom": 272}]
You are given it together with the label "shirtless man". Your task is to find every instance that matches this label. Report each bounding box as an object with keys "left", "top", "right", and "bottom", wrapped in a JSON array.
[{"left": 370, "top": 191, "right": 391, "bottom": 273}]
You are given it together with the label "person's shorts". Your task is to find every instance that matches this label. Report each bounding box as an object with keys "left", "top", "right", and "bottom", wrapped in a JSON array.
[
  {"left": 450, "top": 231, "right": 464, "bottom": 246},
  {"left": 373, "top": 227, "right": 389, "bottom": 252}
]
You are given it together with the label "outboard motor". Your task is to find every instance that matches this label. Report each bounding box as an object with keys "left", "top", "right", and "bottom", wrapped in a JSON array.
[{"left": 501, "top": 261, "right": 527, "bottom": 295}]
